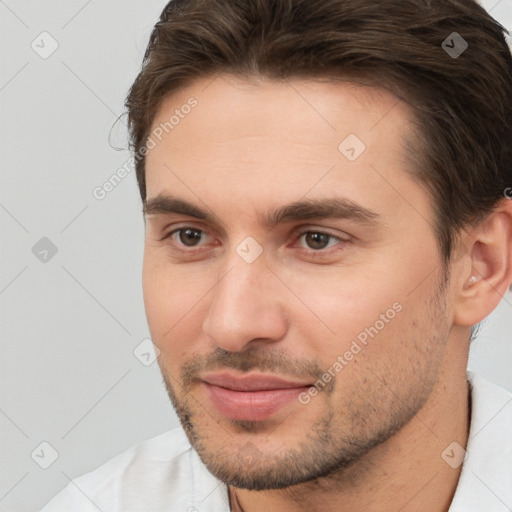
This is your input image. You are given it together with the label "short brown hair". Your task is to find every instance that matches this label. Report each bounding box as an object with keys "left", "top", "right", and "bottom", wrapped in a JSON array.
[{"left": 125, "top": 0, "right": 512, "bottom": 262}]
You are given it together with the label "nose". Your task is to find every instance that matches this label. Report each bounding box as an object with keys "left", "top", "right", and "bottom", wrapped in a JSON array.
[{"left": 202, "top": 256, "right": 289, "bottom": 352}]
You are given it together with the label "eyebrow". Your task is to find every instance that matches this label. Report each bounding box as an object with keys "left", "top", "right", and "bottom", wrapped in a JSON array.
[{"left": 143, "top": 194, "right": 381, "bottom": 229}]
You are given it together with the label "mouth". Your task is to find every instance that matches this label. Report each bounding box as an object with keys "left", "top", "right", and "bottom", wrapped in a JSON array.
[{"left": 200, "top": 372, "right": 313, "bottom": 421}]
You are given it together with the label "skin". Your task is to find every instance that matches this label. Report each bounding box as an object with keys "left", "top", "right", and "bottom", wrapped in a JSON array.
[{"left": 142, "top": 74, "right": 512, "bottom": 512}]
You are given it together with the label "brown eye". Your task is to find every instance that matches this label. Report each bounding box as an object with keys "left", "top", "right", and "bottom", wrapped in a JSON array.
[
  {"left": 304, "top": 232, "right": 332, "bottom": 250},
  {"left": 175, "top": 228, "right": 204, "bottom": 247},
  {"left": 299, "top": 231, "right": 340, "bottom": 251}
]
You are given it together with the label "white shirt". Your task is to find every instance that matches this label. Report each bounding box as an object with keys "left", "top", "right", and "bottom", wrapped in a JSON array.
[{"left": 40, "top": 372, "right": 512, "bottom": 512}]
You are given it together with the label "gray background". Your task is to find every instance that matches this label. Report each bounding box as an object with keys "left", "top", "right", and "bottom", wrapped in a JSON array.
[{"left": 0, "top": 1, "right": 511, "bottom": 510}]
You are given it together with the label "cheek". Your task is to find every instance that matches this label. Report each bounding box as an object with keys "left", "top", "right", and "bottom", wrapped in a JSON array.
[
  {"left": 283, "top": 267, "right": 433, "bottom": 378},
  {"left": 142, "top": 253, "right": 214, "bottom": 350},
  {"left": 281, "top": 267, "right": 403, "bottom": 352},
  {"left": 142, "top": 255, "right": 168, "bottom": 334},
  {"left": 143, "top": 249, "right": 182, "bottom": 344}
]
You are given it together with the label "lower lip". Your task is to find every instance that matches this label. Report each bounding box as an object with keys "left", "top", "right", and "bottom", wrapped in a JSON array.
[{"left": 202, "top": 382, "right": 310, "bottom": 421}]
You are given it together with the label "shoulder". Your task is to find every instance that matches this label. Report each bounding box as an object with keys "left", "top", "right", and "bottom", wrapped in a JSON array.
[
  {"left": 449, "top": 372, "right": 512, "bottom": 511},
  {"left": 466, "top": 371, "right": 512, "bottom": 438},
  {"left": 39, "top": 427, "right": 228, "bottom": 512}
]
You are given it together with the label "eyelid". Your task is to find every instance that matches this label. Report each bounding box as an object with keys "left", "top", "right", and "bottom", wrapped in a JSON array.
[
  {"left": 291, "top": 228, "right": 349, "bottom": 253},
  {"left": 293, "top": 222, "right": 352, "bottom": 240},
  {"left": 160, "top": 224, "right": 350, "bottom": 258},
  {"left": 159, "top": 222, "right": 211, "bottom": 242},
  {"left": 160, "top": 224, "right": 347, "bottom": 241},
  {"left": 292, "top": 225, "right": 348, "bottom": 239},
  {"left": 161, "top": 227, "right": 214, "bottom": 248}
]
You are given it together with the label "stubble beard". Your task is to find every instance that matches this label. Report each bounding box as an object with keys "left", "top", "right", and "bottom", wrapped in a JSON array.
[{"left": 158, "top": 277, "right": 450, "bottom": 491}]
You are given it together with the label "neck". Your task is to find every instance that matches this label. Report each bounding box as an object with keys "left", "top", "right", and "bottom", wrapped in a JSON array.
[{"left": 229, "top": 338, "right": 471, "bottom": 512}]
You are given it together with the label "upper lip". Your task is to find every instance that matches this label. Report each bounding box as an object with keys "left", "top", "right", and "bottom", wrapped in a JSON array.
[{"left": 201, "top": 372, "right": 313, "bottom": 391}]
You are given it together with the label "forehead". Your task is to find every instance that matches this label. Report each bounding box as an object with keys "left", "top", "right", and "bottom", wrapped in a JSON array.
[
  {"left": 149, "top": 74, "right": 413, "bottom": 148},
  {"left": 144, "top": 74, "right": 430, "bottom": 231}
]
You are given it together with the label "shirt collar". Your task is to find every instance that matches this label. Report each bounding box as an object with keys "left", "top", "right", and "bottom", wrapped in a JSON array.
[{"left": 448, "top": 371, "right": 512, "bottom": 511}]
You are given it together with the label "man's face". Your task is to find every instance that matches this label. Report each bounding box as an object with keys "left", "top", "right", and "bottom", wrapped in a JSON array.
[{"left": 143, "top": 75, "right": 453, "bottom": 489}]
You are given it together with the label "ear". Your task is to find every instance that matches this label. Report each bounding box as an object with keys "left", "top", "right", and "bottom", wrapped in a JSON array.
[{"left": 453, "top": 197, "right": 512, "bottom": 326}]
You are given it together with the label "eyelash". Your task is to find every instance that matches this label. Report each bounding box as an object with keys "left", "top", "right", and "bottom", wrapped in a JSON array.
[{"left": 160, "top": 226, "right": 347, "bottom": 256}]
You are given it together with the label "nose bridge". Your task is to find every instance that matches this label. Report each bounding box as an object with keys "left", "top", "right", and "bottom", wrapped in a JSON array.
[{"left": 202, "top": 250, "right": 288, "bottom": 350}]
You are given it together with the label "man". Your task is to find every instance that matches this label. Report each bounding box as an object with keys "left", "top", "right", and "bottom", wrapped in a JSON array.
[{"left": 41, "top": 0, "right": 512, "bottom": 510}]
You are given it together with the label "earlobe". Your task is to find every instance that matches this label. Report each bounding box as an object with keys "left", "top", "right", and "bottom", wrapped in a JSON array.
[{"left": 453, "top": 199, "right": 512, "bottom": 326}]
